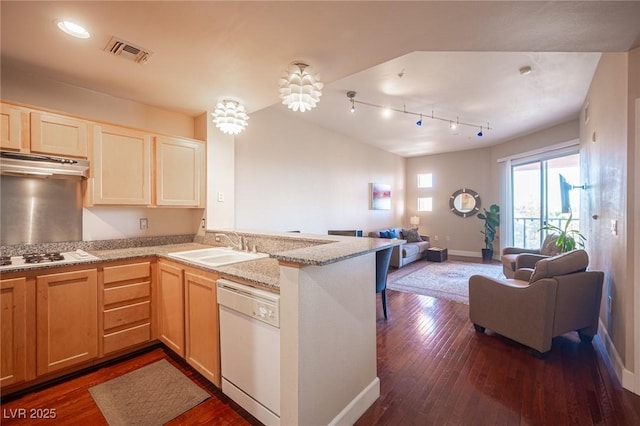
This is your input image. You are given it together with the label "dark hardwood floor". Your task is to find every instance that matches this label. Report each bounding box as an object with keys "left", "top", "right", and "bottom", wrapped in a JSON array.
[{"left": 2, "top": 258, "right": 639, "bottom": 425}]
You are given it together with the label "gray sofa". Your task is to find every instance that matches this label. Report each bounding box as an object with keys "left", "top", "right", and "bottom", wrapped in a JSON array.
[{"left": 368, "top": 227, "right": 430, "bottom": 268}]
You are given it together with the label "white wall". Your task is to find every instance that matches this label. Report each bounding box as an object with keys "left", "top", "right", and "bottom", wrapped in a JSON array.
[
  {"left": 581, "top": 53, "right": 630, "bottom": 373},
  {"left": 1, "top": 60, "right": 194, "bottom": 138},
  {"left": 405, "top": 148, "right": 493, "bottom": 256},
  {"left": 83, "top": 206, "right": 202, "bottom": 241},
  {"left": 234, "top": 107, "right": 405, "bottom": 234},
  {"left": 203, "top": 114, "right": 236, "bottom": 230}
]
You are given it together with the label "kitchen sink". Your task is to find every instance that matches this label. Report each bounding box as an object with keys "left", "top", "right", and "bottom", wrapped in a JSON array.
[{"left": 167, "top": 247, "right": 269, "bottom": 267}]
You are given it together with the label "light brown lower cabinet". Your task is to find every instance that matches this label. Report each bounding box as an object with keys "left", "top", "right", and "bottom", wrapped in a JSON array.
[
  {"left": 158, "top": 260, "right": 221, "bottom": 386},
  {"left": 185, "top": 271, "right": 221, "bottom": 387},
  {"left": 157, "top": 260, "right": 185, "bottom": 357},
  {"left": 101, "top": 260, "right": 152, "bottom": 355},
  {"left": 0, "top": 277, "right": 27, "bottom": 386},
  {"left": 36, "top": 269, "right": 98, "bottom": 376},
  {"left": 2, "top": 257, "right": 224, "bottom": 395}
]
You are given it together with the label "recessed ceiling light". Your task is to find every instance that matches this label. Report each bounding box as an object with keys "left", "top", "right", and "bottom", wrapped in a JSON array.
[{"left": 56, "top": 20, "right": 90, "bottom": 39}]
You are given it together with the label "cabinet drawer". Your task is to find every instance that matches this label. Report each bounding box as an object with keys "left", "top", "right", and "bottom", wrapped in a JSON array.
[
  {"left": 104, "top": 282, "right": 150, "bottom": 305},
  {"left": 103, "top": 301, "right": 150, "bottom": 330},
  {"left": 103, "top": 323, "right": 151, "bottom": 355},
  {"left": 103, "top": 262, "right": 150, "bottom": 284}
]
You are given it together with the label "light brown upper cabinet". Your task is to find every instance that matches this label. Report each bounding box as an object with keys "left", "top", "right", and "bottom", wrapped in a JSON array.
[
  {"left": 155, "top": 136, "right": 206, "bottom": 207},
  {"left": 0, "top": 103, "right": 27, "bottom": 151},
  {"left": 89, "top": 124, "right": 152, "bottom": 205},
  {"left": 30, "top": 111, "right": 89, "bottom": 158}
]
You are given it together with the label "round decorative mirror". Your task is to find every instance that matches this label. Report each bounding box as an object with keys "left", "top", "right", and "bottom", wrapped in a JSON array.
[{"left": 449, "top": 188, "right": 481, "bottom": 217}]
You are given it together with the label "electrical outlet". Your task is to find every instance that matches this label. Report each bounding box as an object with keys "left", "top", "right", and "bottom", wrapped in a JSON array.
[
  {"left": 139, "top": 218, "right": 148, "bottom": 230},
  {"left": 215, "top": 236, "right": 221, "bottom": 242},
  {"left": 217, "top": 192, "right": 225, "bottom": 202},
  {"left": 201, "top": 218, "right": 206, "bottom": 229},
  {"left": 446, "top": 235, "right": 450, "bottom": 241},
  {"left": 434, "top": 235, "right": 439, "bottom": 241}
]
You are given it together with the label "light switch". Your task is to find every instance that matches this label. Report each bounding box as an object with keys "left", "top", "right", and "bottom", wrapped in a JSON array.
[
  {"left": 610, "top": 220, "right": 617, "bottom": 236},
  {"left": 217, "top": 192, "right": 225, "bottom": 202}
]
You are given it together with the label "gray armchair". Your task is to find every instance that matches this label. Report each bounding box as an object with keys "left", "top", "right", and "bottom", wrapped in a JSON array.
[
  {"left": 501, "top": 234, "right": 562, "bottom": 278},
  {"left": 469, "top": 250, "right": 604, "bottom": 355}
]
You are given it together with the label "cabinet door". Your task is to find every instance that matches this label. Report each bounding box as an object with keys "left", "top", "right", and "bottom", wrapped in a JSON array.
[
  {"left": 30, "top": 112, "right": 88, "bottom": 158},
  {"left": 185, "top": 271, "right": 220, "bottom": 386},
  {"left": 0, "top": 104, "right": 27, "bottom": 151},
  {"left": 0, "top": 277, "right": 27, "bottom": 386},
  {"left": 91, "top": 124, "right": 152, "bottom": 205},
  {"left": 36, "top": 269, "right": 98, "bottom": 375},
  {"left": 157, "top": 261, "right": 185, "bottom": 356},
  {"left": 155, "top": 136, "right": 206, "bottom": 207}
]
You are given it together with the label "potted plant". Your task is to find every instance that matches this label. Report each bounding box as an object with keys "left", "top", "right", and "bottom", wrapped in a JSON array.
[
  {"left": 477, "top": 204, "right": 500, "bottom": 261},
  {"left": 539, "top": 213, "right": 585, "bottom": 252}
]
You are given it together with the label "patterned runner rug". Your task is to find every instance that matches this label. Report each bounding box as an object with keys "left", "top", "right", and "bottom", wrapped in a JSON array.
[
  {"left": 89, "top": 359, "right": 209, "bottom": 425},
  {"left": 388, "top": 260, "right": 504, "bottom": 304}
]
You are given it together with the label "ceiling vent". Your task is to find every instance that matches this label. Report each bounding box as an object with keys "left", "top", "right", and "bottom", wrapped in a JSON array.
[{"left": 103, "top": 37, "right": 153, "bottom": 64}]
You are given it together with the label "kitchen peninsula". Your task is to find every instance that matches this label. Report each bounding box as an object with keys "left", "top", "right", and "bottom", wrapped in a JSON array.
[{"left": 0, "top": 230, "right": 403, "bottom": 426}]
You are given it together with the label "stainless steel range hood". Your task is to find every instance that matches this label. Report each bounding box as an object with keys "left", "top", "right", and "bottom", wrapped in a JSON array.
[{"left": 0, "top": 151, "right": 90, "bottom": 179}]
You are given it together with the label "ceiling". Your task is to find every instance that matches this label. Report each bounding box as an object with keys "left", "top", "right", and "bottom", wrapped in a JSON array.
[{"left": 2, "top": 1, "right": 640, "bottom": 157}]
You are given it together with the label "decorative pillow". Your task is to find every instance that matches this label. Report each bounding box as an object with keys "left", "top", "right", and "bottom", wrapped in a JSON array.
[
  {"left": 379, "top": 230, "right": 390, "bottom": 238},
  {"left": 402, "top": 228, "right": 422, "bottom": 243},
  {"left": 388, "top": 229, "right": 399, "bottom": 239},
  {"left": 529, "top": 250, "right": 589, "bottom": 283}
]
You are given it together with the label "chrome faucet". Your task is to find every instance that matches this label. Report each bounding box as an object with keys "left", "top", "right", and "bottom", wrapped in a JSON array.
[{"left": 215, "top": 232, "right": 243, "bottom": 251}]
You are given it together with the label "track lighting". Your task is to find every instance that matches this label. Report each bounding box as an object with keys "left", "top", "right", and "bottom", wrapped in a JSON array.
[
  {"left": 347, "top": 91, "right": 356, "bottom": 113},
  {"left": 346, "top": 91, "right": 491, "bottom": 135}
]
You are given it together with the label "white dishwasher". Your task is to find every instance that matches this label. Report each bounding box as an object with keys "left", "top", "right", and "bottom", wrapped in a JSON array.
[{"left": 217, "top": 279, "right": 281, "bottom": 426}]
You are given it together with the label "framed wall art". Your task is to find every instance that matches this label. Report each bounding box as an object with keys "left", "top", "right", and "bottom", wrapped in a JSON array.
[{"left": 370, "top": 183, "right": 391, "bottom": 210}]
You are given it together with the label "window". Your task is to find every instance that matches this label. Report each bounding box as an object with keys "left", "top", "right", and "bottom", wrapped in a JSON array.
[
  {"left": 417, "top": 173, "right": 433, "bottom": 188},
  {"left": 417, "top": 197, "right": 433, "bottom": 212},
  {"left": 511, "top": 152, "right": 580, "bottom": 248}
]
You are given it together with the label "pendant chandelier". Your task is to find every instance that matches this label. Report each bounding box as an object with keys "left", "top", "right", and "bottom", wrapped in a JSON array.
[
  {"left": 212, "top": 100, "right": 249, "bottom": 135},
  {"left": 278, "top": 62, "right": 323, "bottom": 112}
]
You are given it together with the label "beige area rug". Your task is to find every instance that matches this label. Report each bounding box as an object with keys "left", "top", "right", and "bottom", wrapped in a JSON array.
[
  {"left": 88, "top": 359, "right": 210, "bottom": 426},
  {"left": 388, "top": 260, "right": 504, "bottom": 304}
]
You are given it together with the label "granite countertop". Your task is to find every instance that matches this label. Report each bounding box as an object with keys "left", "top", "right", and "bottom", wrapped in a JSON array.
[
  {"left": 269, "top": 235, "right": 405, "bottom": 265},
  {"left": 89, "top": 243, "right": 281, "bottom": 291},
  {"left": 0, "top": 232, "right": 404, "bottom": 292}
]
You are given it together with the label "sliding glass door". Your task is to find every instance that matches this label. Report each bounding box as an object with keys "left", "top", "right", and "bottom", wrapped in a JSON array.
[{"left": 511, "top": 153, "right": 580, "bottom": 248}]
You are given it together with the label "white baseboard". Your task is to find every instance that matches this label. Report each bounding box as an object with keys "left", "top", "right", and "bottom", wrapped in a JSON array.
[
  {"left": 328, "top": 377, "right": 380, "bottom": 426},
  {"left": 598, "top": 319, "right": 636, "bottom": 393}
]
